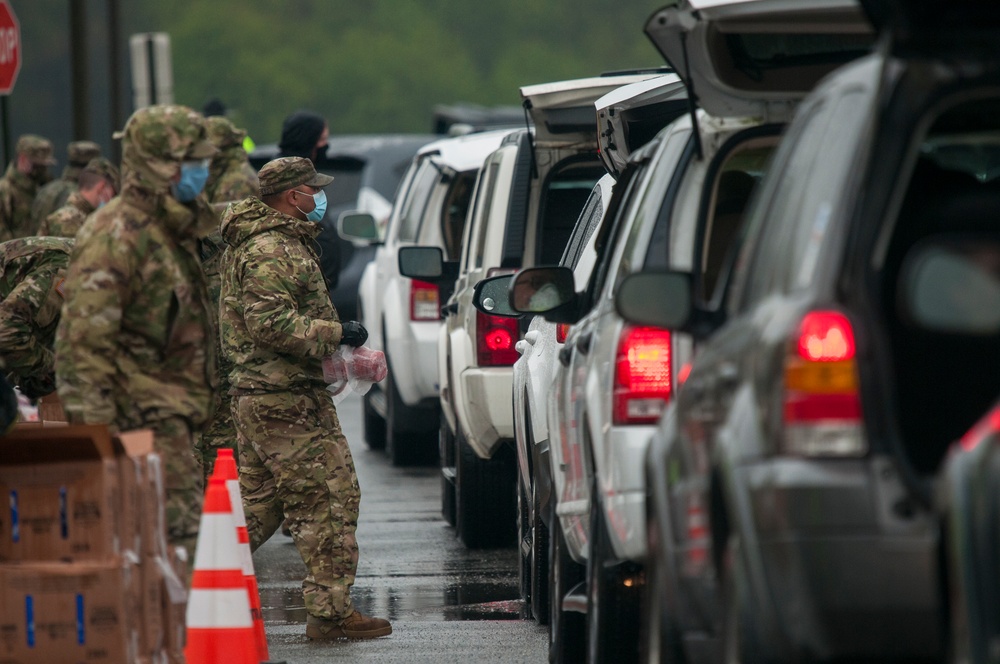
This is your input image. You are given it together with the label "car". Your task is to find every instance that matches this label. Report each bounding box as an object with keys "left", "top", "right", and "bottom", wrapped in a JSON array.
[
  {"left": 339, "top": 129, "right": 516, "bottom": 466},
  {"left": 619, "top": 0, "right": 1000, "bottom": 660},
  {"left": 249, "top": 134, "right": 435, "bottom": 321},
  {"left": 400, "top": 71, "right": 663, "bottom": 549}
]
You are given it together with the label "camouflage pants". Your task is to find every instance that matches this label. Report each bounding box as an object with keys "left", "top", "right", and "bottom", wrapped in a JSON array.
[
  {"left": 154, "top": 416, "right": 205, "bottom": 575},
  {"left": 196, "top": 391, "right": 238, "bottom": 483},
  {"left": 232, "top": 389, "right": 360, "bottom": 621}
]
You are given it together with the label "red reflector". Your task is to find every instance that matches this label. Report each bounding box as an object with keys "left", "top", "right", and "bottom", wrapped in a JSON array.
[
  {"left": 556, "top": 324, "right": 570, "bottom": 344},
  {"left": 613, "top": 326, "right": 672, "bottom": 425},
  {"left": 410, "top": 280, "right": 440, "bottom": 321},
  {"left": 784, "top": 392, "right": 861, "bottom": 422},
  {"left": 797, "top": 311, "right": 855, "bottom": 361},
  {"left": 959, "top": 405, "right": 1000, "bottom": 451},
  {"left": 477, "top": 310, "right": 520, "bottom": 366}
]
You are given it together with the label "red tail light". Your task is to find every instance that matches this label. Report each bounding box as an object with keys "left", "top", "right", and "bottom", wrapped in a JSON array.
[
  {"left": 555, "top": 324, "right": 570, "bottom": 344},
  {"left": 477, "top": 311, "right": 520, "bottom": 366},
  {"left": 782, "top": 311, "right": 866, "bottom": 456},
  {"left": 613, "top": 325, "right": 672, "bottom": 425},
  {"left": 410, "top": 280, "right": 440, "bottom": 321},
  {"left": 959, "top": 405, "right": 1000, "bottom": 451}
]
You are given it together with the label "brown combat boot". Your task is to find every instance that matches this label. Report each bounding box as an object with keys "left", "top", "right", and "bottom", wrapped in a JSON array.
[{"left": 305, "top": 611, "right": 392, "bottom": 640}]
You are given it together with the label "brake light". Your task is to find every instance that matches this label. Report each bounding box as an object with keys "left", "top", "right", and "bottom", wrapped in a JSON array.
[
  {"left": 958, "top": 405, "right": 1000, "bottom": 452},
  {"left": 476, "top": 311, "right": 520, "bottom": 366},
  {"left": 782, "top": 311, "right": 866, "bottom": 456},
  {"left": 409, "top": 280, "right": 440, "bottom": 321},
  {"left": 613, "top": 325, "right": 672, "bottom": 425},
  {"left": 556, "top": 324, "right": 570, "bottom": 344}
]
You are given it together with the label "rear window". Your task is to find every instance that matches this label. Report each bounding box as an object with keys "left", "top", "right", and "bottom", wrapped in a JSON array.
[
  {"left": 439, "top": 171, "right": 477, "bottom": 260},
  {"left": 536, "top": 163, "right": 605, "bottom": 265}
]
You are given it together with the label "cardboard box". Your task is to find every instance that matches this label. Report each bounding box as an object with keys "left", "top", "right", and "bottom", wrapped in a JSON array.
[
  {"left": 0, "top": 561, "right": 140, "bottom": 663},
  {"left": 0, "top": 425, "right": 121, "bottom": 562},
  {"left": 37, "top": 392, "right": 66, "bottom": 423}
]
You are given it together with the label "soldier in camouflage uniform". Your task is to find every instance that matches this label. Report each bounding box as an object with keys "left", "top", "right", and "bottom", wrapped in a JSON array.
[
  {"left": 55, "top": 105, "right": 218, "bottom": 567},
  {"left": 38, "top": 158, "right": 120, "bottom": 238},
  {"left": 0, "top": 135, "right": 57, "bottom": 241},
  {"left": 31, "top": 140, "right": 102, "bottom": 228},
  {"left": 0, "top": 236, "right": 73, "bottom": 399},
  {"left": 197, "top": 115, "right": 258, "bottom": 479},
  {"left": 219, "top": 156, "right": 391, "bottom": 640}
]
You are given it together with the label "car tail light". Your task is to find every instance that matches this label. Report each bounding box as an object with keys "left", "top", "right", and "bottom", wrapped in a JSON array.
[
  {"left": 613, "top": 325, "right": 672, "bottom": 425},
  {"left": 958, "top": 405, "right": 1000, "bottom": 451},
  {"left": 477, "top": 310, "right": 519, "bottom": 366},
  {"left": 410, "top": 280, "right": 440, "bottom": 321},
  {"left": 556, "top": 324, "right": 570, "bottom": 344},
  {"left": 782, "top": 311, "right": 866, "bottom": 456}
]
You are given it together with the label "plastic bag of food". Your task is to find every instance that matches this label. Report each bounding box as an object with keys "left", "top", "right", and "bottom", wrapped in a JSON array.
[{"left": 323, "top": 345, "right": 388, "bottom": 404}]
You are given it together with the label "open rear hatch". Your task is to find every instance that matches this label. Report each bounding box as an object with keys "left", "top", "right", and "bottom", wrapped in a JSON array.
[
  {"left": 520, "top": 72, "right": 665, "bottom": 147},
  {"left": 594, "top": 74, "right": 689, "bottom": 177},
  {"left": 645, "top": 0, "right": 874, "bottom": 122}
]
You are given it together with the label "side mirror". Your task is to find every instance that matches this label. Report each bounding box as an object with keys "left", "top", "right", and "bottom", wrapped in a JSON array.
[
  {"left": 900, "top": 240, "right": 1000, "bottom": 335},
  {"left": 615, "top": 271, "right": 693, "bottom": 329},
  {"left": 398, "top": 245, "right": 459, "bottom": 283},
  {"left": 510, "top": 266, "right": 576, "bottom": 313},
  {"left": 338, "top": 211, "right": 379, "bottom": 242},
  {"left": 473, "top": 274, "right": 520, "bottom": 317}
]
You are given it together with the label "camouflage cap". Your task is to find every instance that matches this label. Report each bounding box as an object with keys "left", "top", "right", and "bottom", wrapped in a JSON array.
[
  {"left": 205, "top": 116, "right": 248, "bottom": 150},
  {"left": 67, "top": 140, "right": 102, "bottom": 166},
  {"left": 16, "top": 135, "right": 57, "bottom": 166},
  {"left": 258, "top": 157, "right": 334, "bottom": 196},
  {"left": 82, "top": 157, "right": 121, "bottom": 191},
  {"left": 117, "top": 104, "right": 217, "bottom": 161}
]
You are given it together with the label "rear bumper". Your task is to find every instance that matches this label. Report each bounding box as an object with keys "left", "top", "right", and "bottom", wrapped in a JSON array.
[
  {"left": 458, "top": 366, "right": 514, "bottom": 459},
  {"left": 389, "top": 320, "right": 440, "bottom": 405},
  {"left": 737, "top": 459, "right": 943, "bottom": 660}
]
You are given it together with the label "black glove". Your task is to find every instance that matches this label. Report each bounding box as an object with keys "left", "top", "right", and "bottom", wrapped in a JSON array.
[
  {"left": 18, "top": 372, "right": 56, "bottom": 400},
  {"left": 340, "top": 320, "right": 368, "bottom": 348}
]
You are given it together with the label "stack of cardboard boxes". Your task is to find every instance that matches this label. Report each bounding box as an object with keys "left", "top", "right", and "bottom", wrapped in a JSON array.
[{"left": 0, "top": 425, "right": 188, "bottom": 663}]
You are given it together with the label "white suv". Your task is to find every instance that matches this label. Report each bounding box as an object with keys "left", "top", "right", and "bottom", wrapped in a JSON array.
[
  {"left": 340, "top": 129, "right": 515, "bottom": 466},
  {"left": 400, "top": 72, "right": 661, "bottom": 548}
]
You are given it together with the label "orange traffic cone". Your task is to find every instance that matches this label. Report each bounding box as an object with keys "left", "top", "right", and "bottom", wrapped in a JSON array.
[
  {"left": 184, "top": 476, "right": 258, "bottom": 664},
  {"left": 213, "top": 448, "right": 270, "bottom": 662}
]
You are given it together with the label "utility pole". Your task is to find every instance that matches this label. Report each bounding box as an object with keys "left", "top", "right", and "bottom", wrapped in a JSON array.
[
  {"left": 108, "top": 0, "right": 122, "bottom": 160},
  {"left": 69, "top": 0, "right": 89, "bottom": 140}
]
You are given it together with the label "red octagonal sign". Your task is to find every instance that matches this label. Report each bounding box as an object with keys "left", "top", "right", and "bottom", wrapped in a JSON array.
[{"left": 0, "top": 1, "right": 20, "bottom": 95}]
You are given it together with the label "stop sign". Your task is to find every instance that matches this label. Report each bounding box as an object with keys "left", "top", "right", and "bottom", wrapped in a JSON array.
[{"left": 0, "top": 1, "right": 20, "bottom": 95}]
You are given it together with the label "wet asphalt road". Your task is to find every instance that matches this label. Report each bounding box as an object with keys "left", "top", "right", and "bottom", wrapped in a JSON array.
[{"left": 251, "top": 392, "right": 548, "bottom": 663}]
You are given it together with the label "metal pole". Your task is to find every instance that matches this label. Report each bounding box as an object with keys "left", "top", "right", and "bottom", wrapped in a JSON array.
[
  {"left": 1, "top": 96, "right": 9, "bottom": 167},
  {"left": 70, "top": 0, "right": 89, "bottom": 140},
  {"left": 107, "top": 0, "right": 122, "bottom": 160}
]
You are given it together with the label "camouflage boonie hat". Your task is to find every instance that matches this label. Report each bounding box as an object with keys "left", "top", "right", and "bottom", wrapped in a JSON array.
[
  {"left": 67, "top": 140, "right": 102, "bottom": 166},
  {"left": 205, "top": 116, "right": 248, "bottom": 150},
  {"left": 16, "top": 135, "right": 57, "bottom": 166},
  {"left": 117, "top": 104, "right": 217, "bottom": 161},
  {"left": 82, "top": 157, "right": 121, "bottom": 191},
  {"left": 258, "top": 157, "right": 334, "bottom": 196}
]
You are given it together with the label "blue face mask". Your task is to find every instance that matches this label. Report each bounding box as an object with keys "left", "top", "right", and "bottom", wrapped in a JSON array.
[
  {"left": 171, "top": 159, "right": 210, "bottom": 202},
  {"left": 295, "top": 189, "right": 327, "bottom": 222}
]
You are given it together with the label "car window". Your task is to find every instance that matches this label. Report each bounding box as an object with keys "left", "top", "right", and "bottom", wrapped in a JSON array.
[
  {"left": 736, "top": 90, "right": 869, "bottom": 309},
  {"left": 397, "top": 160, "right": 439, "bottom": 243},
  {"left": 473, "top": 162, "right": 501, "bottom": 269},
  {"left": 536, "top": 164, "right": 605, "bottom": 266},
  {"left": 560, "top": 184, "right": 603, "bottom": 269},
  {"left": 440, "top": 171, "right": 476, "bottom": 260}
]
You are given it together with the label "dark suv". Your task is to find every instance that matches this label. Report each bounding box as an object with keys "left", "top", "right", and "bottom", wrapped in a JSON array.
[{"left": 620, "top": 1, "right": 1000, "bottom": 661}]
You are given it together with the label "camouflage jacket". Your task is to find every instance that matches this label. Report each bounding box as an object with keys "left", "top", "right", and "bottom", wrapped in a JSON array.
[
  {"left": 0, "top": 165, "right": 41, "bottom": 241},
  {"left": 38, "top": 191, "right": 93, "bottom": 238},
  {"left": 0, "top": 237, "right": 73, "bottom": 396},
  {"left": 55, "top": 171, "right": 219, "bottom": 430},
  {"left": 31, "top": 170, "right": 80, "bottom": 230},
  {"left": 206, "top": 147, "right": 258, "bottom": 206},
  {"left": 219, "top": 197, "right": 343, "bottom": 394}
]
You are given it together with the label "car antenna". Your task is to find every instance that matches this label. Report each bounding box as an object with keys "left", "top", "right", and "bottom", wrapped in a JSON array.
[
  {"left": 521, "top": 99, "right": 539, "bottom": 180},
  {"left": 680, "top": 31, "right": 703, "bottom": 160}
]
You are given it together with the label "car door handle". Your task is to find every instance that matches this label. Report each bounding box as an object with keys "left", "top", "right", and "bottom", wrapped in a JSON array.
[
  {"left": 576, "top": 331, "right": 593, "bottom": 355},
  {"left": 443, "top": 302, "right": 459, "bottom": 316},
  {"left": 558, "top": 346, "right": 573, "bottom": 367}
]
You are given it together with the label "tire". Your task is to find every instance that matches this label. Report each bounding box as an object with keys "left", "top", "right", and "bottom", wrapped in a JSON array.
[
  {"left": 455, "top": 433, "right": 516, "bottom": 549},
  {"left": 642, "top": 500, "right": 685, "bottom": 664},
  {"left": 549, "top": 503, "right": 585, "bottom": 664},
  {"left": 721, "top": 535, "right": 765, "bottom": 664},
  {"left": 441, "top": 416, "right": 457, "bottom": 527},
  {"left": 362, "top": 388, "right": 386, "bottom": 450},
  {"left": 587, "top": 493, "right": 642, "bottom": 664},
  {"left": 385, "top": 368, "right": 437, "bottom": 467},
  {"left": 518, "top": 475, "right": 533, "bottom": 619}
]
